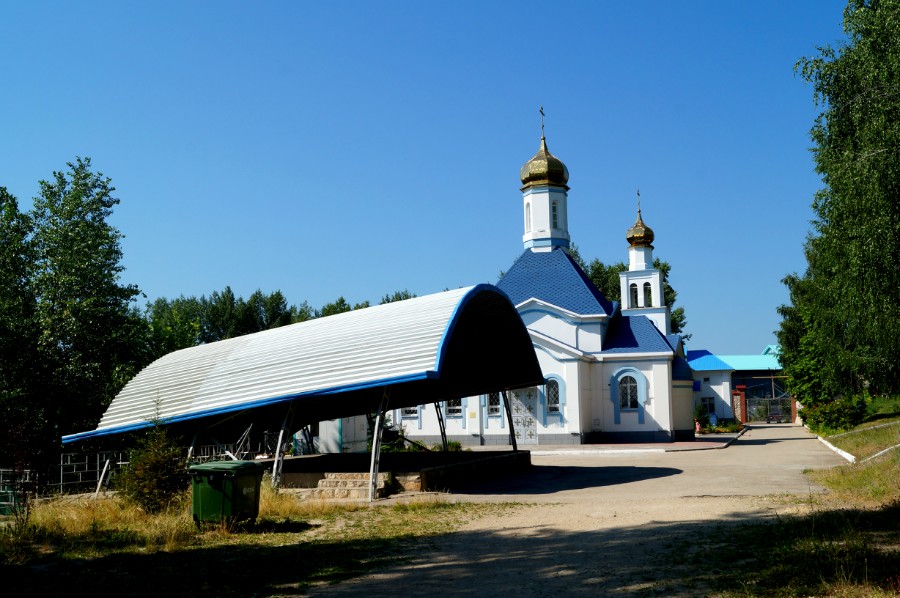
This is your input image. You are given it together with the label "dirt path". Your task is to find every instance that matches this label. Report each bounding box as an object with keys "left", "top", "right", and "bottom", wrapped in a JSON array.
[{"left": 310, "top": 425, "right": 848, "bottom": 596}]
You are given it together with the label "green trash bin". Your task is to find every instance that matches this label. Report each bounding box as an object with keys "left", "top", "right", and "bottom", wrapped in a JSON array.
[{"left": 188, "top": 460, "right": 266, "bottom": 524}]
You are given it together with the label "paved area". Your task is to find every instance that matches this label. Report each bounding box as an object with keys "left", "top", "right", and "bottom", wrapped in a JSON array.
[{"left": 311, "top": 424, "right": 849, "bottom": 596}]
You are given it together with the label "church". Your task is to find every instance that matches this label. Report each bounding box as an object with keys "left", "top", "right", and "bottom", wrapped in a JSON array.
[{"left": 394, "top": 132, "right": 696, "bottom": 446}]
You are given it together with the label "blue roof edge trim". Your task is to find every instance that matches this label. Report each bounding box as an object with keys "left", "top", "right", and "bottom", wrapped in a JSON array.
[
  {"left": 61, "top": 370, "right": 435, "bottom": 444},
  {"left": 433, "top": 284, "right": 512, "bottom": 373}
]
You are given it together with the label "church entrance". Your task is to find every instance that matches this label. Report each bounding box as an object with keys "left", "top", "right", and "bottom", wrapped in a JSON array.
[{"left": 510, "top": 387, "right": 538, "bottom": 445}]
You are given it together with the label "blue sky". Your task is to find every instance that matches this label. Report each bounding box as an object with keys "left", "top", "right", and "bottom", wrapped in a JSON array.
[{"left": 1, "top": 1, "right": 847, "bottom": 355}]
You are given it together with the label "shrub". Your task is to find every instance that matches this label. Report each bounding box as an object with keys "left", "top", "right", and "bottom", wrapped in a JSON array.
[
  {"left": 117, "top": 426, "right": 188, "bottom": 513},
  {"left": 801, "top": 392, "right": 868, "bottom": 434}
]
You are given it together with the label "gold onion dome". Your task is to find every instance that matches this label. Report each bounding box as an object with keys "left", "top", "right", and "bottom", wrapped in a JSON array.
[
  {"left": 626, "top": 209, "right": 655, "bottom": 248},
  {"left": 520, "top": 135, "right": 569, "bottom": 190}
]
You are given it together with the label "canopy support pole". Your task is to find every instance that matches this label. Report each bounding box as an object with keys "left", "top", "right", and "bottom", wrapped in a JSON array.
[
  {"left": 271, "top": 405, "right": 293, "bottom": 489},
  {"left": 502, "top": 390, "right": 518, "bottom": 452},
  {"left": 434, "top": 402, "right": 448, "bottom": 451},
  {"left": 368, "top": 388, "right": 391, "bottom": 502}
]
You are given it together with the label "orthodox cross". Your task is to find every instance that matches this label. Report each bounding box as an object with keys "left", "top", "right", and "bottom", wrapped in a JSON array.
[{"left": 540, "top": 105, "right": 545, "bottom": 137}]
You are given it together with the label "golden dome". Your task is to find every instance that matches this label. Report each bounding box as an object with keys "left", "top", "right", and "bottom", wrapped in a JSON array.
[
  {"left": 626, "top": 209, "right": 655, "bottom": 248},
  {"left": 520, "top": 136, "right": 569, "bottom": 190}
]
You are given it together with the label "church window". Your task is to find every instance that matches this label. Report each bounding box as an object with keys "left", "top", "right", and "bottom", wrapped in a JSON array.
[
  {"left": 643, "top": 282, "right": 652, "bottom": 307},
  {"left": 619, "top": 376, "right": 639, "bottom": 409},
  {"left": 629, "top": 283, "right": 638, "bottom": 308},
  {"left": 546, "top": 380, "right": 560, "bottom": 413},
  {"left": 701, "top": 397, "right": 715, "bottom": 415},
  {"left": 525, "top": 203, "right": 532, "bottom": 232},
  {"left": 551, "top": 201, "right": 559, "bottom": 228},
  {"left": 487, "top": 392, "right": 501, "bottom": 416},
  {"left": 401, "top": 406, "right": 418, "bottom": 418},
  {"left": 446, "top": 398, "right": 463, "bottom": 418}
]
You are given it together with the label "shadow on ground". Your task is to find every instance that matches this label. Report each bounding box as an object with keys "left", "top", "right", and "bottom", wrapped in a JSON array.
[
  {"left": 449, "top": 464, "right": 682, "bottom": 495},
  {"left": 5, "top": 500, "right": 899, "bottom": 597}
]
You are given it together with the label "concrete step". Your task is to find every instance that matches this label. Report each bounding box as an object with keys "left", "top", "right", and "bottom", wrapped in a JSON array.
[
  {"left": 318, "top": 478, "right": 381, "bottom": 489},
  {"left": 301, "top": 486, "right": 388, "bottom": 500},
  {"left": 323, "top": 472, "right": 391, "bottom": 482}
]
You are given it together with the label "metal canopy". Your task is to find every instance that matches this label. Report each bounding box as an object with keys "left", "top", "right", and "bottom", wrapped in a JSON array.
[{"left": 63, "top": 284, "right": 543, "bottom": 444}]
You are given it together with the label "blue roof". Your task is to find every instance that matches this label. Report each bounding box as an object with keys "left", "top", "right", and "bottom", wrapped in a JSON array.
[
  {"left": 666, "top": 334, "right": 683, "bottom": 352},
  {"left": 672, "top": 355, "right": 694, "bottom": 380},
  {"left": 718, "top": 354, "right": 781, "bottom": 371},
  {"left": 602, "top": 315, "right": 673, "bottom": 354},
  {"left": 497, "top": 248, "right": 615, "bottom": 316},
  {"left": 687, "top": 350, "right": 734, "bottom": 371}
]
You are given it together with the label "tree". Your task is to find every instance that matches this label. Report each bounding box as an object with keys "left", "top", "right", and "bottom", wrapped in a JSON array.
[
  {"left": 145, "top": 296, "right": 203, "bottom": 361},
  {"left": 0, "top": 188, "right": 44, "bottom": 466},
  {"left": 318, "top": 296, "right": 369, "bottom": 317},
  {"left": 381, "top": 289, "right": 416, "bottom": 304},
  {"left": 29, "top": 158, "right": 144, "bottom": 440},
  {"left": 780, "top": 0, "right": 900, "bottom": 419}
]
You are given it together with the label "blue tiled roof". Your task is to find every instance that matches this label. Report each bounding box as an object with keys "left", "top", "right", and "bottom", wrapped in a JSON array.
[
  {"left": 687, "top": 350, "right": 734, "bottom": 371},
  {"left": 602, "top": 315, "right": 673, "bottom": 354},
  {"left": 497, "top": 248, "right": 615, "bottom": 316},
  {"left": 672, "top": 355, "right": 694, "bottom": 380},
  {"left": 666, "top": 334, "right": 682, "bottom": 352}
]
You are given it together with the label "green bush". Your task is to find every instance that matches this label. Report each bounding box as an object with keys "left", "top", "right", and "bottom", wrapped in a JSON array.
[
  {"left": 117, "top": 426, "right": 188, "bottom": 513},
  {"left": 694, "top": 404, "right": 710, "bottom": 428},
  {"left": 801, "top": 392, "right": 868, "bottom": 434}
]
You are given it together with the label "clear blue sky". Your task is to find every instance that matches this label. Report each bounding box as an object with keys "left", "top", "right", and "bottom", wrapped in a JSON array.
[{"left": 1, "top": 1, "right": 848, "bottom": 355}]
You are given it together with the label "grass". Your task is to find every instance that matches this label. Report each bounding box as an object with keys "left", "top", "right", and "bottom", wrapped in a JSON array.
[
  {"left": 1, "top": 480, "right": 506, "bottom": 595},
  {"left": 686, "top": 415, "right": 900, "bottom": 597},
  {"left": 4, "top": 418, "right": 900, "bottom": 596},
  {"left": 825, "top": 416, "right": 900, "bottom": 462}
]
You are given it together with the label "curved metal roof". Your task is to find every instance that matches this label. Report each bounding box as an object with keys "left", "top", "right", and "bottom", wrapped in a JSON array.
[{"left": 63, "top": 284, "right": 543, "bottom": 443}]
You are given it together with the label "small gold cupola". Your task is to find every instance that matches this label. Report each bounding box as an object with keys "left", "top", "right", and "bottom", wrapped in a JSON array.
[
  {"left": 519, "top": 135, "right": 569, "bottom": 191},
  {"left": 626, "top": 193, "right": 655, "bottom": 248}
]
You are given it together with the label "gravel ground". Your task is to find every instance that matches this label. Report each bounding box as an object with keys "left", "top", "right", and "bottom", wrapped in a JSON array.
[{"left": 309, "top": 425, "right": 848, "bottom": 596}]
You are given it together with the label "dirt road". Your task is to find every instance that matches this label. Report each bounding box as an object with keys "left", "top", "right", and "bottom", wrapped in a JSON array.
[{"left": 310, "top": 424, "right": 848, "bottom": 596}]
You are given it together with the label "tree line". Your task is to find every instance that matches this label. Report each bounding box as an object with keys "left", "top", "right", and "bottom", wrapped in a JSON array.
[
  {"left": 0, "top": 160, "right": 414, "bottom": 468},
  {"left": 777, "top": 0, "right": 900, "bottom": 430}
]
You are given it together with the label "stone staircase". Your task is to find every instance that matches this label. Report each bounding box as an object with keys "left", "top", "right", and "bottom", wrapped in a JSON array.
[{"left": 299, "top": 472, "right": 393, "bottom": 500}]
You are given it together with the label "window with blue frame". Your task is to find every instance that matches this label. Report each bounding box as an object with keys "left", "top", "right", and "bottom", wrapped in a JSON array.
[
  {"left": 611, "top": 368, "right": 649, "bottom": 425},
  {"left": 487, "top": 392, "right": 502, "bottom": 417},
  {"left": 446, "top": 398, "right": 463, "bottom": 418},
  {"left": 546, "top": 380, "right": 560, "bottom": 414},
  {"left": 619, "top": 375, "right": 639, "bottom": 410}
]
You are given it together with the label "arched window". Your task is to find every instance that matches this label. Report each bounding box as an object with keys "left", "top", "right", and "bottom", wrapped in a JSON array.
[
  {"left": 619, "top": 376, "right": 639, "bottom": 409},
  {"left": 610, "top": 368, "right": 649, "bottom": 425},
  {"left": 643, "top": 282, "right": 653, "bottom": 307},
  {"left": 525, "top": 203, "right": 532, "bottom": 232},
  {"left": 546, "top": 379, "right": 560, "bottom": 413},
  {"left": 629, "top": 283, "right": 638, "bottom": 308},
  {"left": 551, "top": 201, "right": 559, "bottom": 229}
]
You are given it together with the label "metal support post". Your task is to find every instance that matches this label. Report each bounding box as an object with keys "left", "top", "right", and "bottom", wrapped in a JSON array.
[
  {"left": 434, "top": 401, "right": 448, "bottom": 451},
  {"left": 271, "top": 406, "right": 293, "bottom": 489},
  {"left": 368, "top": 388, "right": 391, "bottom": 501},
  {"left": 502, "top": 390, "right": 518, "bottom": 451}
]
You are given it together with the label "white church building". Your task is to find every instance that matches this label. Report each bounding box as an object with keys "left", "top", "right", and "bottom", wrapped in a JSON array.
[{"left": 392, "top": 133, "right": 696, "bottom": 446}]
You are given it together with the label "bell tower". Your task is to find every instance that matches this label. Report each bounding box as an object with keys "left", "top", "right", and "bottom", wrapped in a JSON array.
[
  {"left": 619, "top": 192, "right": 671, "bottom": 334},
  {"left": 519, "top": 109, "right": 570, "bottom": 252}
]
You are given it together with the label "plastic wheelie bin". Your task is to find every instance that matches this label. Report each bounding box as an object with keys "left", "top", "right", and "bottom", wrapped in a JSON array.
[{"left": 188, "top": 460, "right": 265, "bottom": 524}]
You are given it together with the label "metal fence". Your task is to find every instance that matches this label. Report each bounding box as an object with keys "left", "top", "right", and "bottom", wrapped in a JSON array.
[{"left": 746, "top": 395, "right": 793, "bottom": 423}]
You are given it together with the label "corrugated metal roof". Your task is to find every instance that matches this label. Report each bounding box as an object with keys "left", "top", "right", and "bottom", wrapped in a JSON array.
[
  {"left": 63, "top": 285, "right": 543, "bottom": 443},
  {"left": 602, "top": 315, "right": 674, "bottom": 354},
  {"left": 718, "top": 354, "right": 781, "bottom": 371},
  {"left": 497, "top": 248, "right": 615, "bottom": 316},
  {"left": 687, "top": 350, "right": 734, "bottom": 371}
]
